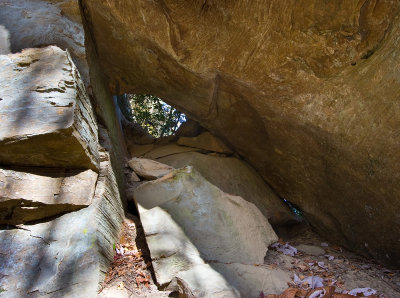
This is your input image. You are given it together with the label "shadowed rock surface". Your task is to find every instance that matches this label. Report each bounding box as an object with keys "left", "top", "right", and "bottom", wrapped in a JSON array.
[
  {"left": 177, "top": 132, "right": 233, "bottom": 154},
  {"left": 80, "top": 0, "right": 400, "bottom": 267}
]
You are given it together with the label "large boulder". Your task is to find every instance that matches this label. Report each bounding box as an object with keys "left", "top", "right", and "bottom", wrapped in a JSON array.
[
  {"left": 136, "top": 167, "right": 290, "bottom": 297},
  {"left": 158, "top": 151, "right": 295, "bottom": 226},
  {"left": 140, "top": 207, "right": 240, "bottom": 297},
  {"left": 0, "top": 46, "right": 99, "bottom": 170},
  {"left": 0, "top": 167, "right": 97, "bottom": 224},
  {"left": 0, "top": 152, "right": 124, "bottom": 298},
  {"left": 210, "top": 263, "right": 291, "bottom": 298},
  {"left": 128, "top": 157, "right": 174, "bottom": 180},
  {"left": 134, "top": 167, "right": 277, "bottom": 265},
  {"left": 80, "top": 0, "right": 400, "bottom": 267}
]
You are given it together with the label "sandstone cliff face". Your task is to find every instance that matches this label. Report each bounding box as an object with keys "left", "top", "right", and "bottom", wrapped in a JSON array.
[{"left": 80, "top": 0, "right": 400, "bottom": 267}]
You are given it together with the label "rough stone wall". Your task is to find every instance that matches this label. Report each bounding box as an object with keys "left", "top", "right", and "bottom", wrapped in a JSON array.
[
  {"left": 0, "top": 1, "right": 129, "bottom": 295},
  {"left": 0, "top": 0, "right": 129, "bottom": 204},
  {"left": 80, "top": 0, "right": 400, "bottom": 268}
]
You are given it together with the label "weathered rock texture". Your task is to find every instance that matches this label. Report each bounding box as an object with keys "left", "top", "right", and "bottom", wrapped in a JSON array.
[
  {"left": 80, "top": 0, "right": 400, "bottom": 267},
  {"left": 136, "top": 167, "right": 287, "bottom": 296},
  {"left": 0, "top": 46, "right": 99, "bottom": 170},
  {"left": 159, "top": 151, "right": 295, "bottom": 226},
  {"left": 177, "top": 132, "right": 233, "bottom": 154},
  {"left": 135, "top": 167, "right": 277, "bottom": 265},
  {"left": 0, "top": 167, "right": 97, "bottom": 224},
  {"left": 0, "top": 152, "right": 124, "bottom": 297},
  {"left": 128, "top": 157, "right": 174, "bottom": 180},
  {"left": 0, "top": 0, "right": 88, "bottom": 82},
  {"left": 0, "top": 25, "right": 10, "bottom": 55},
  {"left": 142, "top": 144, "right": 200, "bottom": 159}
]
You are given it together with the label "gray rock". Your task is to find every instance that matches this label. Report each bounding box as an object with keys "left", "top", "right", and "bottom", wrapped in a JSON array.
[
  {"left": 0, "top": 47, "right": 99, "bottom": 170},
  {"left": 296, "top": 244, "right": 326, "bottom": 256},
  {"left": 0, "top": 25, "right": 10, "bottom": 55},
  {"left": 140, "top": 206, "right": 205, "bottom": 285},
  {"left": 128, "top": 158, "right": 174, "bottom": 180},
  {"left": 211, "top": 263, "right": 291, "bottom": 297},
  {"left": 139, "top": 208, "right": 244, "bottom": 297},
  {"left": 159, "top": 151, "right": 296, "bottom": 226},
  {"left": 135, "top": 167, "right": 277, "bottom": 265},
  {"left": 168, "top": 264, "right": 240, "bottom": 298},
  {"left": 0, "top": 167, "right": 97, "bottom": 224},
  {"left": 0, "top": 0, "right": 88, "bottom": 82},
  {"left": 0, "top": 152, "right": 124, "bottom": 298}
]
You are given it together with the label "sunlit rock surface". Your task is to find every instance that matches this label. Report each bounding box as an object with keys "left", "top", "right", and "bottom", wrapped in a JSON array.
[
  {"left": 134, "top": 167, "right": 277, "bottom": 265},
  {"left": 135, "top": 166, "right": 290, "bottom": 296},
  {"left": 0, "top": 0, "right": 88, "bottom": 82},
  {"left": 0, "top": 152, "right": 124, "bottom": 298},
  {"left": 0, "top": 46, "right": 99, "bottom": 170},
  {"left": 158, "top": 151, "right": 295, "bottom": 226},
  {"left": 80, "top": 0, "right": 400, "bottom": 267},
  {"left": 0, "top": 167, "right": 97, "bottom": 224}
]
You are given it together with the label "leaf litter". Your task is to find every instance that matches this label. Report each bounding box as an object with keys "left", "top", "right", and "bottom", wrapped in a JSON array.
[
  {"left": 264, "top": 231, "right": 400, "bottom": 298},
  {"left": 98, "top": 215, "right": 169, "bottom": 297}
]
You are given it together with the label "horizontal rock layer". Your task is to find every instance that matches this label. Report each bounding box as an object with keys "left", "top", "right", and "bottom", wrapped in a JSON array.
[
  {"left": 0, "top": 167, "right": 97, "bottom": 224},
  {"left": 0, "top": 46, "right": 99, "bottom": 170},
  {"left": 0, "top": 152, "right": 124, "bottom": 298}
]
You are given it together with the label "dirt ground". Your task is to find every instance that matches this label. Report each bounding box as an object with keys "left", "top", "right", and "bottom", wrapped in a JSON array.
[{"left": 264, "top": 229, "right": 400, "bottom": 297}]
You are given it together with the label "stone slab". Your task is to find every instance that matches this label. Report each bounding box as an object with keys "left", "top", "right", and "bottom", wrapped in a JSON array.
[
  {"left": 143, "top": 144, "right": 200, "bottom": 160},
  {"left": 0, "top": 46, "right": 99, "bottom": 170},
  {"left": 128, "top": 158, "right": 174, "bottom": 180},
  {"left": 0, "top": 152, "right": 124, "bottom": 297},
  {"left": 0, "top": 167, "right": 97, "bottom": 224},
  {"left": 159, "top": 151, "right": 297, "bottom": 226},
  {"left": 211, "top": 263, "right": 291, "bottom": 298},
  {"left": 135, "top": 167, "right": 277, "bottom": 265}
]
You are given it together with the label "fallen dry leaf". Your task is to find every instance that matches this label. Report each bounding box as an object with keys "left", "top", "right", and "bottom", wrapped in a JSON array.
[{"left": 117, "top": 281, "right": 125, "bottom": 290}]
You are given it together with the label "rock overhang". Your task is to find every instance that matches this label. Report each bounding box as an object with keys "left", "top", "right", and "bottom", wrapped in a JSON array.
[{"left": 79, "top": 0, "right": 400, "bottom": 268}]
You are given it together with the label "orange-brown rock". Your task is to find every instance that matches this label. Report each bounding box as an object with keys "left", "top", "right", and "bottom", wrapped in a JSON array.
[{"left": 80, "top": 0, "right": 400, "bottom": 268}]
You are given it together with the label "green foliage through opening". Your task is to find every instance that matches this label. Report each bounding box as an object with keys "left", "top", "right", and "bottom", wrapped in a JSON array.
[{"left": 128, "top": 94, "right": 186, "bottom": 138}]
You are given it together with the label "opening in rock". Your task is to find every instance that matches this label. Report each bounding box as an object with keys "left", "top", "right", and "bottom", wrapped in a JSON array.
[
  {"left": 283, "top": 198, "right": 303, "bottom": 219},
  {"left": 117, "top": 93, "right": 186, "bottom": 138}
]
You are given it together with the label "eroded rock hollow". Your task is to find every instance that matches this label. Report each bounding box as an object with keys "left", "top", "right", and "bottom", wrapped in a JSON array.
[{"left": 79, "top": 0, "right": 400, "bottom": 268}]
